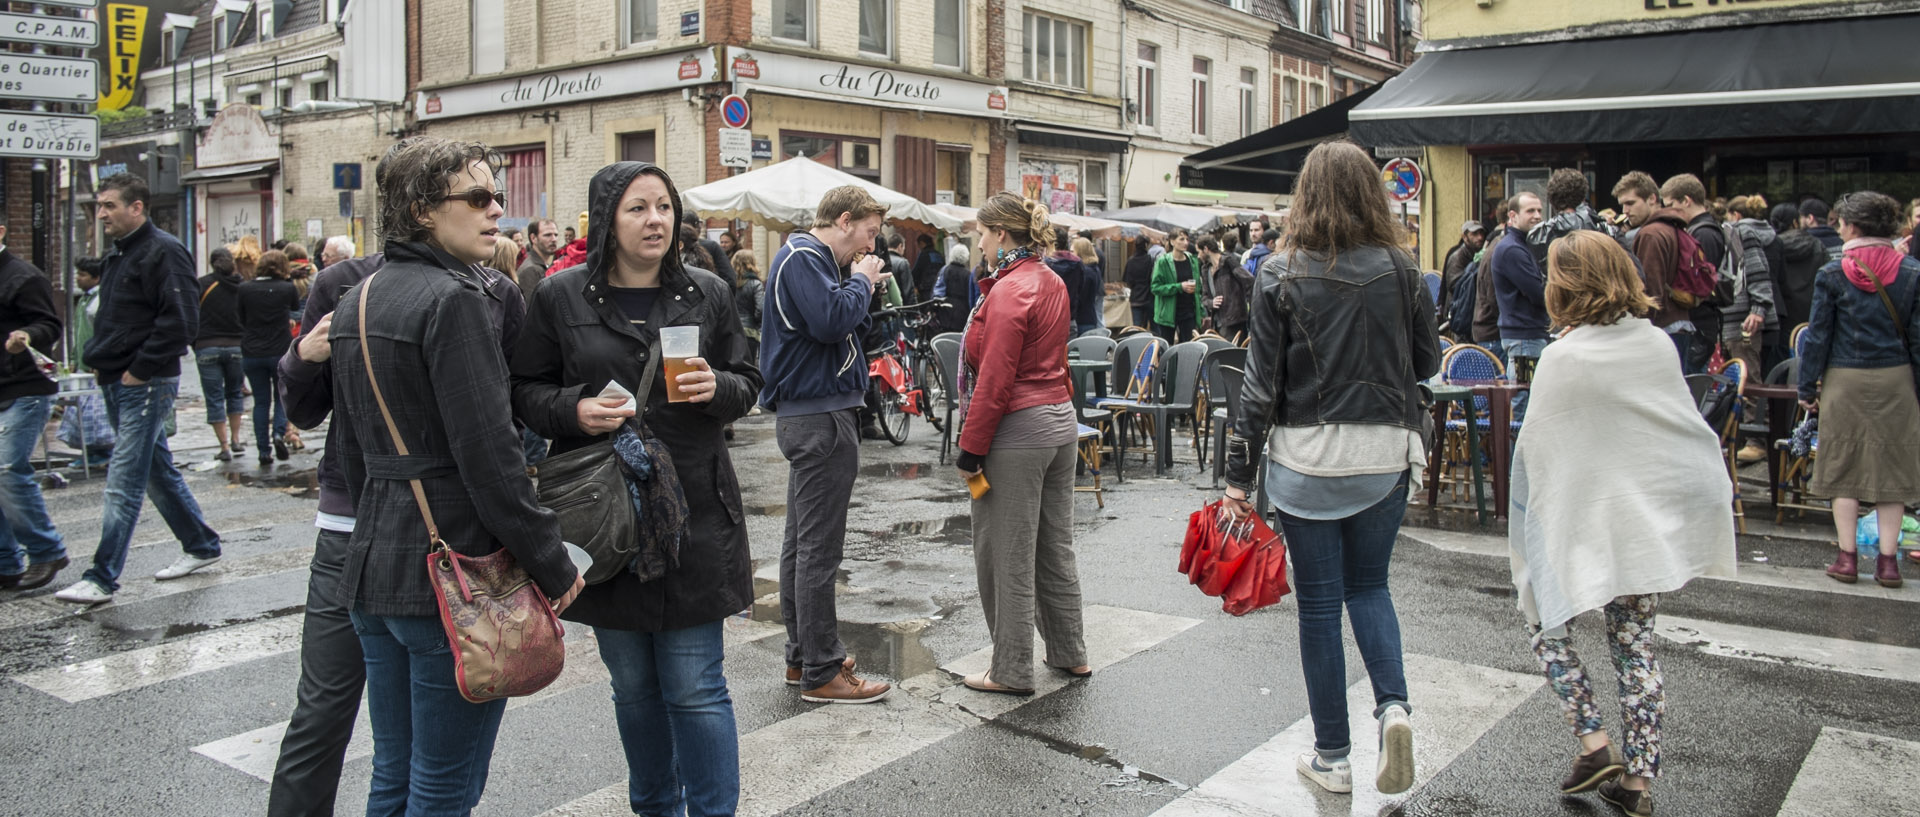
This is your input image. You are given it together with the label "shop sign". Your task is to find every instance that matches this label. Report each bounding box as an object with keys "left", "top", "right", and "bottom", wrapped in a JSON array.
[
  {"left": 731, "top": 51, "right": 1010, "bottom": 118},
  {"left": 0, "top": 53, "right": 98, "bottom": 102},
  {"left": 96, "top": 3, "right": 143, "bottom": 111},
  {"left": 0, "top": 110, "right": 97, "bottom": 160},
  {"left": 197, "top": 104, "right": 276, "bottom": 169},
  {"left": 0, "top": 11, "right": 98, "bottom": 48},
  {"left": 418, "top": 48, "right": 713, "bottom": 121}
]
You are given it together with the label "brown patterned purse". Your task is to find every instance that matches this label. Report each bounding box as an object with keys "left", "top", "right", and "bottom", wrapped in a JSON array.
[{"left": 356, "top": 271, "right": 566, "bottom": 703}]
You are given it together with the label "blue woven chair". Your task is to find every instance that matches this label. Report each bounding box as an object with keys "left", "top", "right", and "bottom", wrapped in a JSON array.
[
  {"left": 1790, "top": 322, "right": 1810, "bottom": 358},
  {"left": 1438, "top": 345, "right": 1505, "bottom": 501},
  {"left": 1712, "top": 358, "right": 1749, "bottom": 532},
  {"left": 1423, "top": 271, "right": 1443, "bottom": 311}
]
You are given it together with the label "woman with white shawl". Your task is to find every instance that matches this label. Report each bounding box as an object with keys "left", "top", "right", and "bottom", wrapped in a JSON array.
[{"left": 1508, "top": 230, "right": 1736, "bottom": 817}]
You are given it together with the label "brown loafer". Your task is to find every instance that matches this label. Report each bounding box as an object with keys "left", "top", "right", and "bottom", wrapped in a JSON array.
[
  {"left": 1561, "top": 744, "right": 1624, "bottom": 794},
  {"left": 785, "top": 655, "right": 855, "bottom": 687},
  {"left": 800, "top": 663, "right": 889, "bottom": 705},
  {"left": 962, "top": 671, "right": 1034, "bottom": 696},
  {"left": 1596, "top": 779, "right": 1653, "bottom": 816}
]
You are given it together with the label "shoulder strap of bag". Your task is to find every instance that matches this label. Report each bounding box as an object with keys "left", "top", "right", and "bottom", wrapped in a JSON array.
[
  {"left": 356, "top": 272, "right": 446, "bottom": 549},
  {"left": 1865, "top": 266, "right": 1910, "bottom": 345},
  {"left": 199, "top": 280, "right": 218, "bottom": 304}
]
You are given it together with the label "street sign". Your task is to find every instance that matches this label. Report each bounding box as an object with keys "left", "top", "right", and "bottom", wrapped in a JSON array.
[
  {"left": 27, "top": 0, "right": 97, "bottom": 8},
  {"left": 0, "top": 11, "right": 98, "bottom": 48},
  {"left": 750, "top": 137, "right": 772, "bottom": 160},
  {"left": 332, "top": 162, "right": 362, "bottom": 190},
  {"left": 680, "top": 11, "right": 699, "bottom": 36},
  {"left": 0, "top": 53, "right": 99, "bottom": 102},
  {"left": 718, "top": 128, "right": 751, "bottom": 168},
  {"left": 720, "top": 93, "right": 750, "bottom": 129},
  {"left": 0, "top": 111, "right": 98, "bottom": 160},
  {"left": 1382, "top": 157, "right": 1422, "bottom": 203},
  {"left": 1374, "top": 146, "right": 1422, "bottom": 160}
]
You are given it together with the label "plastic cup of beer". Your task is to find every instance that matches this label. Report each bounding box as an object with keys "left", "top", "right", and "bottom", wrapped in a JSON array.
[{"left": 660, "top": 326, "right": 701, "bottom": 403}]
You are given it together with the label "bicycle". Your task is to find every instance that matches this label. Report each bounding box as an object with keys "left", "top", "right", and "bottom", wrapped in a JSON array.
[{"left": 865, "top": 300, "right": 951, "bottom": 446}]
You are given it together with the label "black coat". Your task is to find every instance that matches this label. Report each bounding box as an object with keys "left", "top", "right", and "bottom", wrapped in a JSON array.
[
  {"left": 0, "top": 249, "right": 59, "bottom": 402},
  {"left": 511, "top": 161, "right": 761, "bottom": 633}
]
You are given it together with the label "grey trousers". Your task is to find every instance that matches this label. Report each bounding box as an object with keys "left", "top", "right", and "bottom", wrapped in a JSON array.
[
  {"left": 972, "top": 442, "right": 1088, "bottom": 688},
  {"left": 267, "top": 528, "right": 364, "bottom": 817},
  {"left": 776, "top": 410, "right": 859, "bottom": 689}
]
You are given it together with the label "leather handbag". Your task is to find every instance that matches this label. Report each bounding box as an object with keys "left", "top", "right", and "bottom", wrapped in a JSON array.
[
  {"left": 531, "top": 347, "right": 658, "bottom": 585},
  {"left": 356, "top": 272, "right": 567, "bottom": 704}
]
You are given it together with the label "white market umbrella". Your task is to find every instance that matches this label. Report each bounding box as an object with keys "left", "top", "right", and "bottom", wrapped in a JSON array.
[
  {"left": 931, "top": 204, "right": 1163, "bottom": 241},
  {"left": 681, "top": 156, "right": 962, "bottom": 232}
]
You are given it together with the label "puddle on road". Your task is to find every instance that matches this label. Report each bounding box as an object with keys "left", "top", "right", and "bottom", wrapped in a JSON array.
[
  {"left": 1474, "top": 586, "right": 1513, "bottom": 598},
  {"left": 226, "top": 468, "right": 320, "bottom": 498},
  {"left": 860, "top": 462, "right": 933, "bottom": 480},
  {"left": 984, "top": 719, "right": 1185, "bottom": 787},
  {"left": 108, "top": 603, "right": 307, "bottom": 642},
  {"left": 745, "top": 503, "right": 788, "bottom": 517},
  {"left": 888, "top": 515, "right": 971, "bottom": 542},
  {"left": 838, "top": 617, "right": 941, "bottom": 680}
]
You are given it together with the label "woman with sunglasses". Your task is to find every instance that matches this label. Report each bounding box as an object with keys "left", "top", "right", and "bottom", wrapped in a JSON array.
[
  {"left": 511, "top": 162, "right": 760, "bottom": 817},
  {"left": 328, "top": 136, "right": 583, "bottom": 817}
]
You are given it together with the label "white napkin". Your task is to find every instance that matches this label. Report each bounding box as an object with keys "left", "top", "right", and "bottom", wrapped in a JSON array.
[{"left": 598, "top": 380, "right": 637, "bottom": 414}]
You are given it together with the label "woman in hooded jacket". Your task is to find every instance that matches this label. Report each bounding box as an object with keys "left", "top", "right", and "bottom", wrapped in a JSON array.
[
  {"left": 1723, "top": 196, "right": 1781, "bottom": 391},
  {"left": 194, "top": 247, "right": 248, "bottom": 461},
  {"left": 511, "top": 161, "right": 761, "bottom": 817}
]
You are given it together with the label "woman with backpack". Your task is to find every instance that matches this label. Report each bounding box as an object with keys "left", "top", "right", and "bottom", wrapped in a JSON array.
[
  {"left": 733, "top": 249, "right": 765, "bottom": 363},
  {"left": 194, "top": 246, "right": 247, "bottom": 461}
]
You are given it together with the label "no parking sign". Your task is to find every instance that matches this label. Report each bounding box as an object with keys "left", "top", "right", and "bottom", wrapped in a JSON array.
[
  {"left": 1382, "top": 157, "right": 1422, "bottom": 203},
  {"left": 720, "top": 94, "right": 751, "bottom": 129}
]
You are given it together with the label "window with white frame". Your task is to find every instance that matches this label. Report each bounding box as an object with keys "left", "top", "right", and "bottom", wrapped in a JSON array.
[
  {"left": 858, "top": 0, "right": 891, "bottom": 58},
  {"left": 1191, "top": 57, "right": 1210, "bottom": 137},
  {"left": 471, "top": 0, "right": 505, "bottom": 74},
  {"left": 1308, "top": 82, "right": 1323, "bottom": 112},
  {"left": 1022, "top": 12, "right": 1087, "bottom": 90},
  {"left": 1331, "top": 0, "right": 1345, "bottom": 32},
  {"left": 1368, "top": 0, "right": 1387, "bottom": 42},
  {"left": 1084, "top": 160, "right": 1108, "bottom": 213},
  {"left": 1238, "top": 68, "right": 1256, "bottom": 138},
  {"left": 1282, "top": 77, "right": 1298, "bottom": 122},
  {"left": 933, "top": 0, "right": 964, "bottom": 70},
  {"left": 772, "top": 0, "right": 811, "bottom": 44},
  {"left": 620, "top": 0, "right": 657, "bottom": 47},
  {"left": 1134, "top": 42, "right": 1158, "bottom": 128}
]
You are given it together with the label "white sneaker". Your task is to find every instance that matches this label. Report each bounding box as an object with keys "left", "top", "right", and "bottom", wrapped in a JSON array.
[
  {"left": 155, "top": 554, "right": 220, "bottom": 580},
  {"left": 1377, "top": 705, "right": 1415, "bottom": 795},
  {"left": 53, "top": 579, "right": 112, "bottom": 605},
  {"left": 1296, "top": 752, "right": 1353, "bottom": 794}
]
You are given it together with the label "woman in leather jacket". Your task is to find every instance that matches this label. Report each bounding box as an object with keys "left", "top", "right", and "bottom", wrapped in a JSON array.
[
  {"left": 1221, "top": 141, "right": 1441, "bottom": 798},
  {"left": 510, "top": 162, "right": 761, "bottom": 817}
]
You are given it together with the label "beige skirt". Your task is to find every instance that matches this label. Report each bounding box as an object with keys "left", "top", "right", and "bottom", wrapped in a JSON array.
[{"left": 1811, "top": 365, "right": 1920, "bottom": 504}]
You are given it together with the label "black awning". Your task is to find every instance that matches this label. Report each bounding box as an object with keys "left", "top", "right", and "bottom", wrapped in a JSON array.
[
  {"left": 1350, "top": 13, "right": 1920, "bottom": 147},
  {"left": 1177, "top": 86, "right": 1378, "bottom": 194},
  {"left": 1014, "top": 124, "right": 1129, "bottom": 155}
]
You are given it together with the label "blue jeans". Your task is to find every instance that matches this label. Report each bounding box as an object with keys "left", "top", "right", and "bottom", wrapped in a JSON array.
[
  {"left": 81, "top": 378, "right": 220, "bottom": 591},
  {"left": 194, "top": 347, "right": 247, "bottom": 424},
  {"left": 0, "top": 396, "right": 64, "bottom": 576},
  {"left": 596, "top": 620, "right": 740, "bottom": 817},
  {"left": 1275, "top": 474, "right": 1411, "bottom": 757},
  {"left": 242, "top": 356, "right": 288, "bottom": 453},
  {"left": 352, "top": 610, "right": 506, "bottom": 817}
]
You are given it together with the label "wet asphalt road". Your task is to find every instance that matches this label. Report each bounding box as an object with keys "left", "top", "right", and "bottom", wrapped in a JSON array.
[{"left": 1, "top": 367, "right": 1915, "bottom": 817}]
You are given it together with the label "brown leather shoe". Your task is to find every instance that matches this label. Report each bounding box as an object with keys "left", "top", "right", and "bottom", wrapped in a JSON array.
[
  {"left": 1597, "top": 779, "right": 1653, "bottom": 816},
  {"left": 785, "top": 655, "right": 856, "bottom": 687},
  {"left": 800, "top": 663, "right": 890, "bottom": 704},
  {"left": 1561, "top": 744, "right": 1624, "bottom": 794}
]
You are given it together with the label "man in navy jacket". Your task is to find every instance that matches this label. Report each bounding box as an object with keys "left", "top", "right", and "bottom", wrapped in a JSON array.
[
  {"left": 759, "top": 185, "right": 895, "bottom": 705},
  {"left": 1492, "top": 191, "right": 1550, "bottom": 381}
]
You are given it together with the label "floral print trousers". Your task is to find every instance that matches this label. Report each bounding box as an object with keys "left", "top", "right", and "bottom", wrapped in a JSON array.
[{"left": 1526, "top": 594, "right": 1664, "bottom": 778}]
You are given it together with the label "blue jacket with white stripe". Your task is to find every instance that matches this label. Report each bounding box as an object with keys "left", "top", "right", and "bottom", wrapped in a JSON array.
[{"left": 758, "top": 232, "right": 874, "bottom": 415}]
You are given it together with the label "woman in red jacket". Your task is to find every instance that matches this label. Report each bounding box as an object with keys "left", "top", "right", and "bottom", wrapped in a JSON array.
[{"left": 955, "top": 192, "right": 1091, "bottom": 695}]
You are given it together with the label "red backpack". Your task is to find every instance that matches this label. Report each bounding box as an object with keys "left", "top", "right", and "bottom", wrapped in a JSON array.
[{"left": 1666, "top": 221, "right": 1718, "bottom": 308}]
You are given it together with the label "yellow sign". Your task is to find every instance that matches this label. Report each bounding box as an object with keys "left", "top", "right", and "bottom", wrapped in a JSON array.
[{"left": 97, "top": 4, "right": 146, "bottom": 112}]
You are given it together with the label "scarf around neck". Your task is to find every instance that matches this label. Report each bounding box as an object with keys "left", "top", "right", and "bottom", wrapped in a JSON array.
[{"left": 1841, "top": 237, "right": 1903, "bottom": 292}]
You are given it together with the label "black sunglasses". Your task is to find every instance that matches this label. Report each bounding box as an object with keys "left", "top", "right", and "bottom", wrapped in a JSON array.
[{"left": 447, "top": 187, "right": 507, "bottom": 210}]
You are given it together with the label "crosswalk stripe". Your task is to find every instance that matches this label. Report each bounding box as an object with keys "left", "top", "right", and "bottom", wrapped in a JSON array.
[
  {"left": 13, "top": 614, "right": 305, "bottom": 703},
  {"left": 1657, "top": 615, "right": 1920, "bottom": 682},
  {"left": 1148, "top": 653, "right": 1544, "bottom": 816},
  {"left": 0, "top": 545, "right": 315, "bottom": 631},
  {"left": 538, "top": 604, "right": 1203, "bottom": 817},
  {"left": 192, "top": 616, "right": 785, "bottom": 782},
  {"left": 1776, "top": 727, "right": 1920, "bottom": 817}
]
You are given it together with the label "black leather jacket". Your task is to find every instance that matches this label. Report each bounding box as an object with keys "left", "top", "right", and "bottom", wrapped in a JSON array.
[{"left": 1224, "top": 245, "right": 1441, "bottom": 492}]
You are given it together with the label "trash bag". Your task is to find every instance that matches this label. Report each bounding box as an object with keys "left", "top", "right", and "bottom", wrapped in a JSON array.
[
  {"left": 1856, "top": 511, "right": 1920, "bottom": 551},
  {"left": 57, "top": 395, "right": 115, "bottom": 454}
]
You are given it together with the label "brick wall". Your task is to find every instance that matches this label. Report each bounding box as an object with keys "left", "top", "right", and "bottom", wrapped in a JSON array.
[
  {"left": 2, "top": 158, "right": 66, "bottom": 278},
  {"left": 277, "top": 110, "right": 403, "bottom": 254},
  {"left": 421, "top": 0, "right": 715, "bottom": 89}
]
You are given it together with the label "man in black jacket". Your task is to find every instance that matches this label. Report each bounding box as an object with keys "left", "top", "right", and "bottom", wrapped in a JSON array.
[
  {"left": 0, "top": 225, "right": 69, "bottom": 592},
  {"left": 56, "top": 173, "right": 222, "bottom": 605}
]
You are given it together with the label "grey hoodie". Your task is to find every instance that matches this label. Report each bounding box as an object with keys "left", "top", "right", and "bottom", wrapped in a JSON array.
[{"left": 1727, "top": 218, "right": 1779, "bottom": 331}]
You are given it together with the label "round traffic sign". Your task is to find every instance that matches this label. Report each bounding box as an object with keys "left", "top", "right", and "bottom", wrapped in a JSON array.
[
  {"left": 720, "top": 94, "right": 751, "bottom": 129},
  {"left": 1382, "top": 157, "right": 1422, "bottom": 203}
]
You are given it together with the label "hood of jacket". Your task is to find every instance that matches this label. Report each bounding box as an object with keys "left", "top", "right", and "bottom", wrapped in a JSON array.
[
  {"left": 583, "top": 161, "right": 687, "bottom": 283},
  {"left": 1780, "top": 229, "right": 1826, "bottom": 261},
  {"left": 1734, "top": 218, "right": 1777, "bottom": 246}
]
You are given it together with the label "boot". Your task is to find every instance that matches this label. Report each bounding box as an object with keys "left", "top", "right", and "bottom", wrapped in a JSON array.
[
  {"left": 1876, "top": 553, "right": 1903, "bottom": 588},
  {"left": 1826, "top": 550, "right": 1858, "bottom": 584},
  {"left": 1734, "top": 441, "right": 1766, "bottom": 465}
]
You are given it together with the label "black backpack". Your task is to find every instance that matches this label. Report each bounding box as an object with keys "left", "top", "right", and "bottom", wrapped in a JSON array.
[{"left": 1447, "top": 258, "right": 1480, "bottom": 336}]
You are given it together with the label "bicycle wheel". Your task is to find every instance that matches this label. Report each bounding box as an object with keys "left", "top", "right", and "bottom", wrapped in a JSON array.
[
  {"left": 916, "top": 354, "right": 945, "bottom": 432},
  {"left": 876, "top": 379, "right": 912, "bottom": 445}
]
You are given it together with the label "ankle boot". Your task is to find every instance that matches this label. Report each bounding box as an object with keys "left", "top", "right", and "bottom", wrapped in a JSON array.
[
  {"left": 1876, "top": 553, "right": 1903, "bottom": 588},
  {"left": 1826, "top": 550, "right": 1858, "bottom": 584}
]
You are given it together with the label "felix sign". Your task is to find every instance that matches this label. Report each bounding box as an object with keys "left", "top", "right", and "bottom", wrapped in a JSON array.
[{"left": 97, "top": 3, "right": 145, "bottom": 112}]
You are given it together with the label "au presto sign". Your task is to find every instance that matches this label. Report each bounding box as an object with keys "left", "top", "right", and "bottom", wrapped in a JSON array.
[
  {"left": 417, "top": 48, "right": 713, "bottom": 120},
  {"left": 730, "top": 51, "right": 1008, "bottom": 117}
]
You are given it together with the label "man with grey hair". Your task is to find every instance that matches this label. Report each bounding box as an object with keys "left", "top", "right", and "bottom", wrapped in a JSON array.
[{"left": 318, "top": 236, "right": 355, "bottom": 270}]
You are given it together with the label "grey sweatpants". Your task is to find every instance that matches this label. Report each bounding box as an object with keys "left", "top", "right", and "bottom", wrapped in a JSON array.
[
  {"left": 776, "top": 409, "right": 859, "bottom": 689},
  {"left": 972, "top": 441, "right": 1087, "bottom": 688}
]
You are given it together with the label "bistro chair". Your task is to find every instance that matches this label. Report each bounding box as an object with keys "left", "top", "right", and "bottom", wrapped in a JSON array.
[
  {"left": 1712, "top": 357, "right": 1750, "bottom": 533},
  {"left": 931, "top": 333, "right": 964, "bottom": 465},
  {"left": 1066, "top": 366, "right": 1109, "bottom": 508},
  {"left": 1790, "top": 322, "right": 1810, "bottom": 358},
  {"left": 1208, "top": 364, "right": 1247, "bottom": 489},
  {"left": 1422, "top": 271, "right": 1443, "bottom": 312},
  {"left": 1195, "top": 346, "right": 1248, "bottom": 470},
  {"left": 1097, "top": 335, "right": 1166, "bottom": 409},
  {"left": 1438, "top": 344, "right": 1505, "bottom": 503},
  {"left": 1106, "top": 341, "right": 1207, "bottom": 478}
]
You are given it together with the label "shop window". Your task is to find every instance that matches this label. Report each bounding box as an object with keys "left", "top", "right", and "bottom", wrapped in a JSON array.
[
  {"left": 1022, "top": 12, "right": 1087, "bottom": 90},
  {"left": 1282, "top": 77, "right": 1297, "bottom": 123},
  {"left": 1238, "top": 68, "right": 1256, "bottom": 138},
  {"left": 309, "top": 81, "right": 328, "bottom": 102},
  {"left": 773, "top": 0, "right": 811, "bottom": 45},
  {"left": 1134, "top": 43, "right": 1157, "bottom": 128},
  {"left": 620, "top": 0, "right": 658, "bottom": 47},
  {"left": 471, "top": 0, "right": 506, "bottom": 75},
  {"left": 1191, "top": 58, "right": 1210, "bottom": 138},
  {"left": 783, "top": 133, "right": 881, "bottom": 181},
  {"left": 620, "top": 131, "right": 657, "bottom": 164},
  {"left": 933, "top": 0, "right": 965, "bottom": 70},
  {"left": 858, "top": 0, "right": 891, "bottom": 58}
]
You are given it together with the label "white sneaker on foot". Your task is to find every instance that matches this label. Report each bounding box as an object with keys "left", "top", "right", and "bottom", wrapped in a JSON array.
[
  {"left": 1376, "top": 705, "right": 1415, "bottom": 795},
  {"left": 53, "top": 579, "right": 112, "bottom": 605},
  {"left": 155, "top": 554, "right": 220, "bottom": 580},
  {"left": 1296, "top": 752, "right": 1353, "bottom": 793}
]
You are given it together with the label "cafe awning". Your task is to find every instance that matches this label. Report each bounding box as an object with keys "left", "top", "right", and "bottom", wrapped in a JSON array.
[
  {"left": 1349, "top": 13, "right": 1920, "bottom": 147},
  {"left": 179, "top": 162, "right": 276, "bottom": 184},
  {"left": 1177, "top": 86, "right": 1377, "bottom": 194}
]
